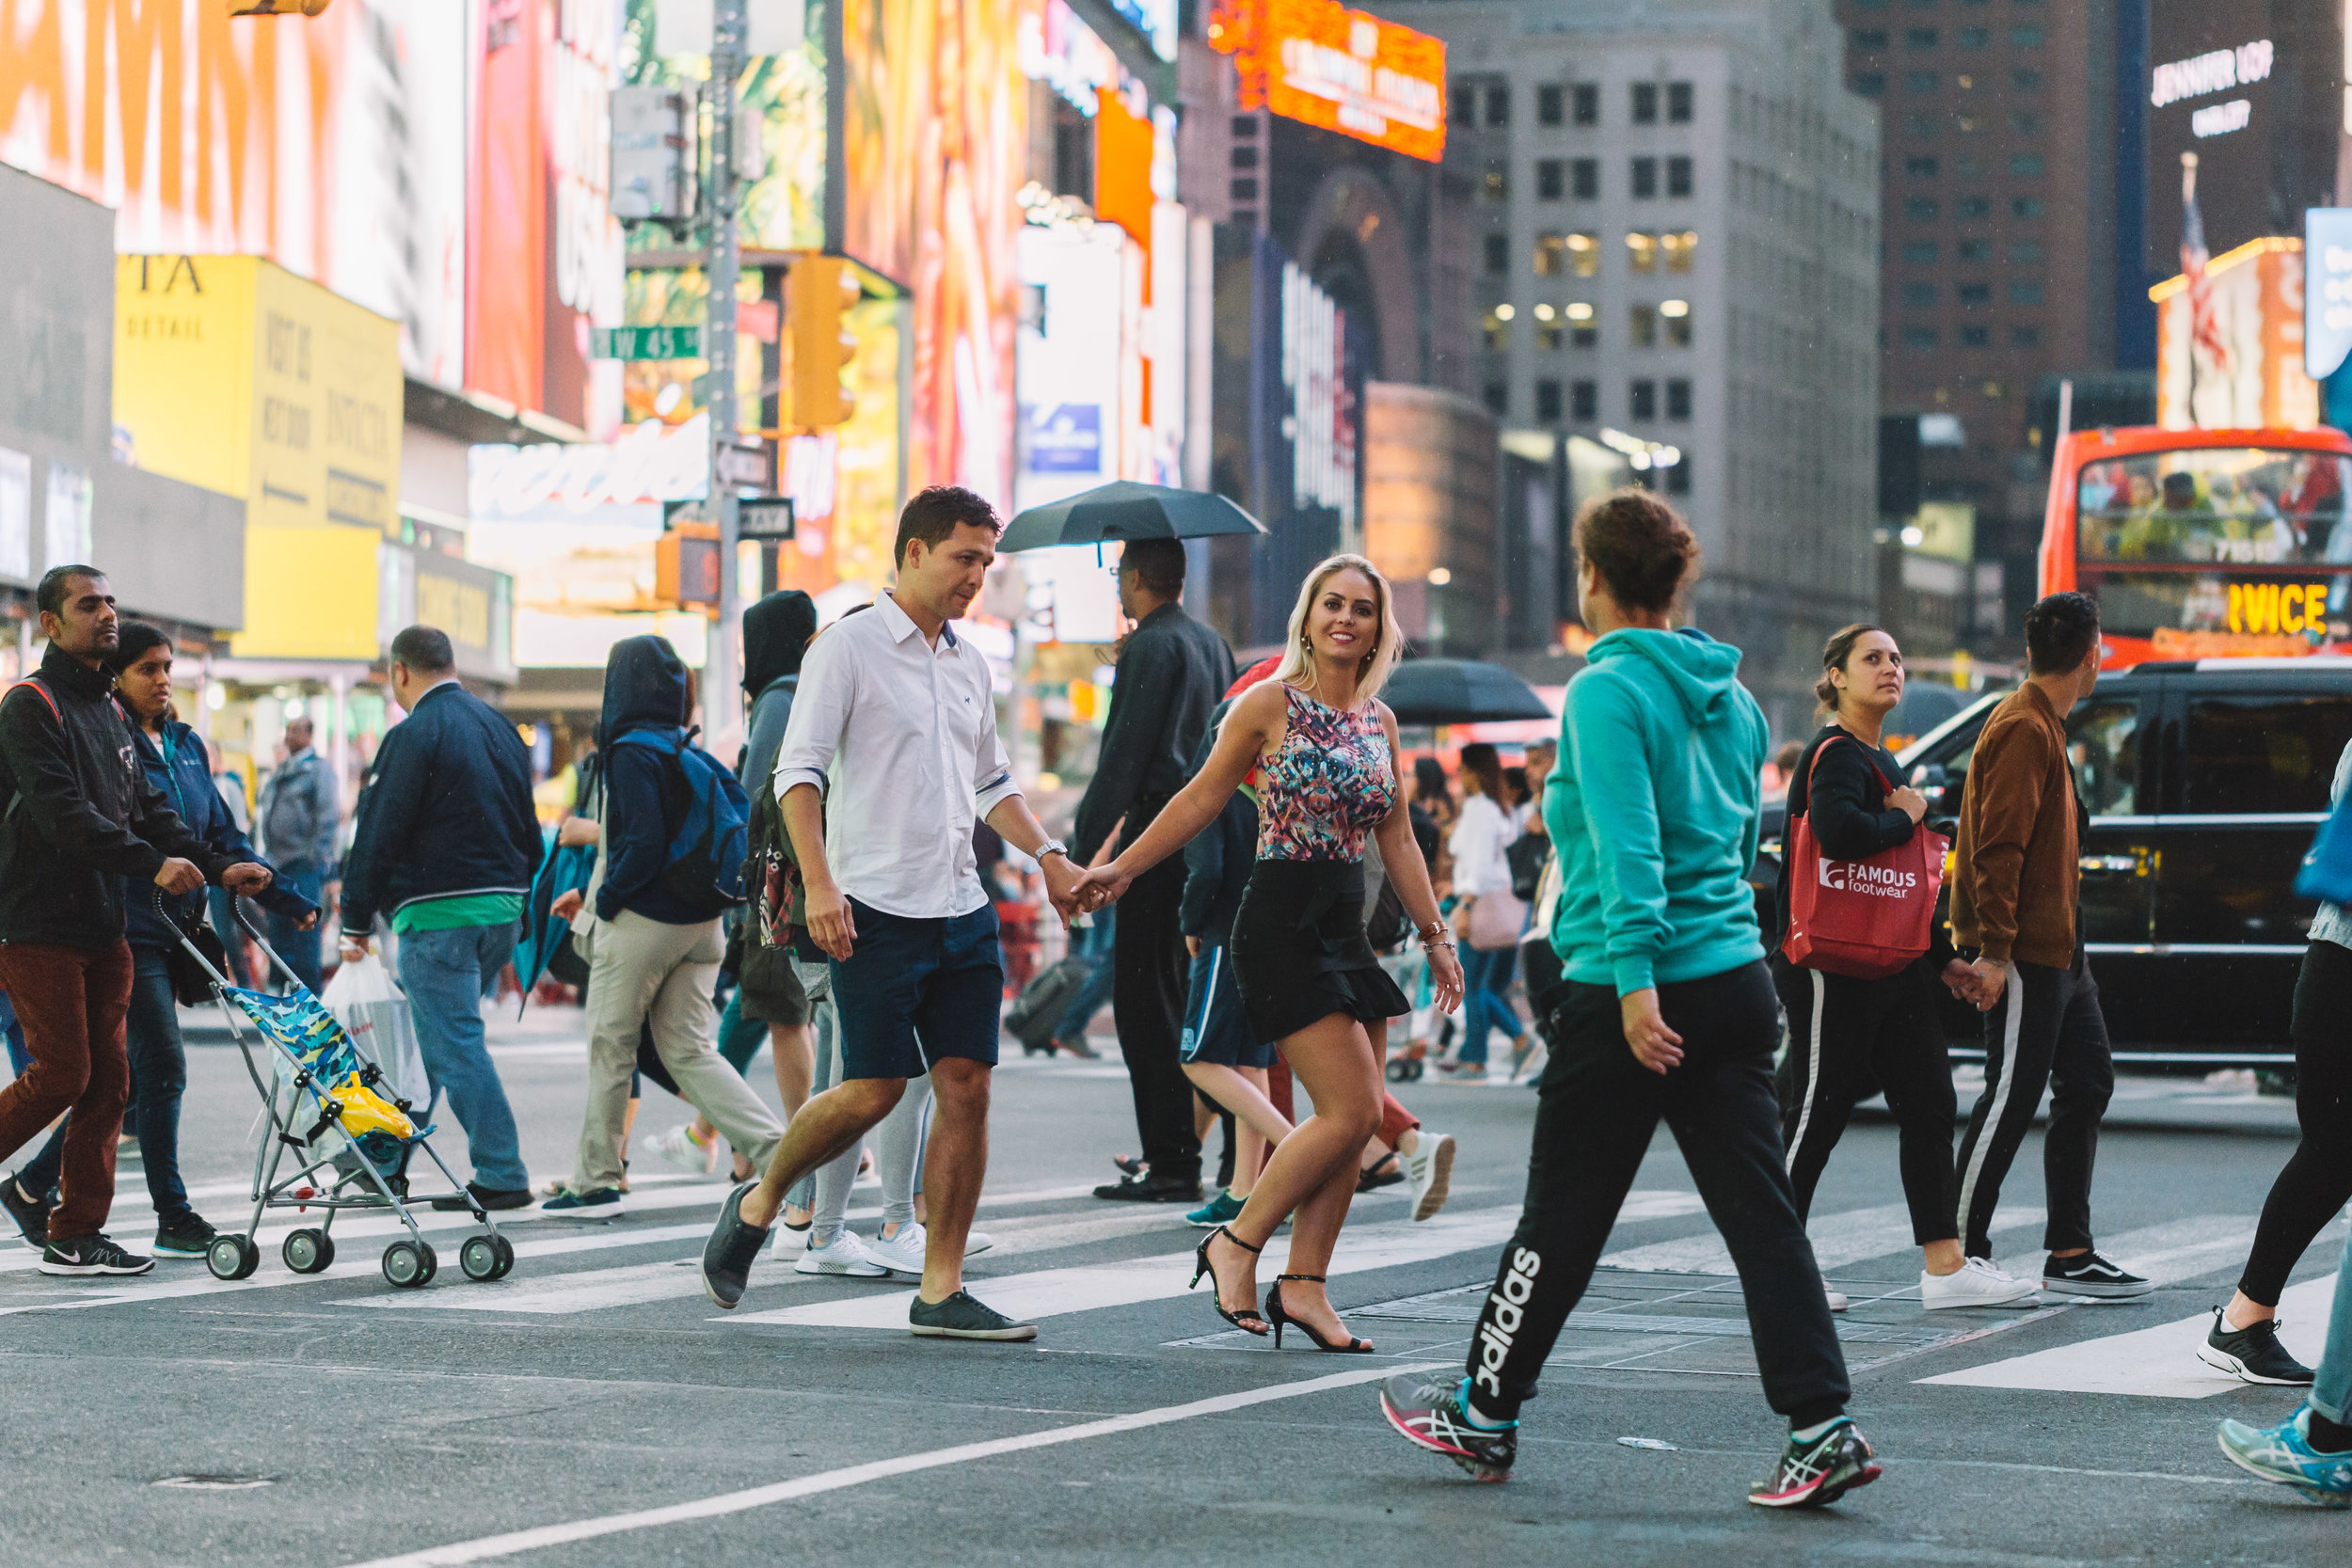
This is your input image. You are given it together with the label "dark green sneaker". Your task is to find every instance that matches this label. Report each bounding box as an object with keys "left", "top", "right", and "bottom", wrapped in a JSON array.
[
  {"left": 702, "top": 1180, "right": 770, "bottom": 1309},
  {"left": 151, "top": 1214, "right": 218, "bottom": 1259},
  {"left": 1186, "top": 1189, "right": 1246, "bottom": 1227},
  {"left": 909, "top": 1289, "right": 1038, "bottom": 1340}
]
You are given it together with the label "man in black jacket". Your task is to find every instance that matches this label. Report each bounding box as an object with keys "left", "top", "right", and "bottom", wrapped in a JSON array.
[
  {"left": 1075, "top": 540, "right": 1235, "bottom": 1202},
  {"left": 339, "top": 626, "right": 543, "bottom": 1211},
  {"left": 0, "top": 565, "right": 268, "bottom": 1276}
]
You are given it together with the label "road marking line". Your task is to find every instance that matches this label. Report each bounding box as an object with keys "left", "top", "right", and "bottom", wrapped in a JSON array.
[
  {"left": 340, "top": 1358, "right": 1440, "bottom": 1568},
  {"left": 1916, "top": 1275, "right": 2336, "bottom": 1397},
  {"left": 1601, "top": 1205, "right": 2046, "bottom": 1276}
]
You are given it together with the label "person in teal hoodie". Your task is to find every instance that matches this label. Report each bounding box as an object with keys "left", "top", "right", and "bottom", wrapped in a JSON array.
[{"left": 1379, "top": 489, "right": 1882, "bottom": 1510}]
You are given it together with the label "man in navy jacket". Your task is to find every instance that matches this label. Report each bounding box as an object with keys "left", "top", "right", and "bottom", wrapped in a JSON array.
[{"left": 339, "top": 626, "right": 543, "bottom": 1211}]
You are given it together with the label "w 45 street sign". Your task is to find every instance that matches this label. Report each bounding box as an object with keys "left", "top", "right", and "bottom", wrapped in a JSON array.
[{"left": 591, "top": 325, "right": 702, "bottom": 361}]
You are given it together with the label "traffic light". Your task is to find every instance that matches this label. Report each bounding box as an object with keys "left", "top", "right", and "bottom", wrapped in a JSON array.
[
  {"left": 657, "top": 524, "right": 722, "bottom": 610},
  {"left": 787, "top": 257, "right": 860, "bottom": 429}
]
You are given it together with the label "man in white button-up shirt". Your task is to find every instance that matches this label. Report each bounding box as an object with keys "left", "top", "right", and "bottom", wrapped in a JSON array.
[{"left": 703, "top": 486, "right": 1084, "bottom": 1339}]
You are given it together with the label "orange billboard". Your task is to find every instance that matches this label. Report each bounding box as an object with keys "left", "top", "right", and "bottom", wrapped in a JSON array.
[{"left": 1211, "top": 0, "right": 1446, "bottom": 163}]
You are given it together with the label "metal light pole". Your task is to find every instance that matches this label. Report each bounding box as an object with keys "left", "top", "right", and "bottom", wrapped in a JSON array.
[{"left": 703, "top": 0, "right": 745, "bottom": 740}]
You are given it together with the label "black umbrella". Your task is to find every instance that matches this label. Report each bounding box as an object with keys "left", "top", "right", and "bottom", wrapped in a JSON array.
[
  {"left": 1380, "top": 658, "right": 1555, "bottom": 727},
  {"left": 998, "top": 481, "right": 1266, "bottom": 553}
]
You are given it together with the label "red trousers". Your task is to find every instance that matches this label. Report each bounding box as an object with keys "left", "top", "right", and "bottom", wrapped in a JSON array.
[{"left": 0, "top": 941, "right": 134, "bottom": 1240}]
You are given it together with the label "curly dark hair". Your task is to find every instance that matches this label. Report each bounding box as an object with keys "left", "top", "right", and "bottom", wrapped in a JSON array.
[{"left": 1572, "top": 488, "right": 1699, "bottom": 614}]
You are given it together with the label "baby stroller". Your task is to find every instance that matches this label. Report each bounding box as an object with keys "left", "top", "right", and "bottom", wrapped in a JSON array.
[{"left": 162, "top": 892, "right": 516, "bottom": 1289}]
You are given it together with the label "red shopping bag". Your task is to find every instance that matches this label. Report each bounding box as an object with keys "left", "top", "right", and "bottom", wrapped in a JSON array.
[{"left": 1781, "top": 738, "right": 1948, "bottom": 979}]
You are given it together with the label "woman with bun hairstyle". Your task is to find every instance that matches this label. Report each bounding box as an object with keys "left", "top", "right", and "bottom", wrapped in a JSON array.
[
  {"left": 1774, "top": 626, "right": 2037, "bottom": 1314},
  {"left": 1376, "top": 490, "right": 1882, "bottom": 1509}
]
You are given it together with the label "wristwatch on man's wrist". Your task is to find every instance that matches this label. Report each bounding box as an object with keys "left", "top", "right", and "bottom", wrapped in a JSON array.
[{"left": 1034, "top": 838, "right": 1071, "bottom": 864}]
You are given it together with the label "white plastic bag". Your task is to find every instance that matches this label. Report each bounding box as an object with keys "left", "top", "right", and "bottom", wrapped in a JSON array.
[{"left": 321, "top": 954, "right": 431, "bottom": 1109}]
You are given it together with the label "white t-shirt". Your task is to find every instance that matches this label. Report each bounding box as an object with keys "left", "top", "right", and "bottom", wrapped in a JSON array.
[{"left": 1448, "top": 792, "right": 1518, "bottom": 898}]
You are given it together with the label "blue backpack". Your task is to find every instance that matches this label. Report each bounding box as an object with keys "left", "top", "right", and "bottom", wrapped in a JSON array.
[{"left": 611, "top": 728, "right": 751, "bottom": 911}]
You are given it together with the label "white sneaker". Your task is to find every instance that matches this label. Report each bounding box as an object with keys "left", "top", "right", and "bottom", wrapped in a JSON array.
[
  {"left": 651, "top": 1122, "right": 717, "bottom": 1176},
  {"left": 866, "top": 1222, "right": 994, "bottom": 1275},
  {"left": 1920, "top": 1256, "right": 2040, "bottom": 1310},
  {"left": 1821, "top": 1275, "right": 1849, "bottom": 1313},
  {"left": 1402, "top": 1132, "right": 1456, "bottom": 1222},
  {"left": 794, "top": 1228, "right": 890, "bottom": 1276}
]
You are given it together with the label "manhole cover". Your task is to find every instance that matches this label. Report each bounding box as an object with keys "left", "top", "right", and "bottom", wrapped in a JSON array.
[{"left": 154, "top": 1475, "right": 275, "bottom": 1490}]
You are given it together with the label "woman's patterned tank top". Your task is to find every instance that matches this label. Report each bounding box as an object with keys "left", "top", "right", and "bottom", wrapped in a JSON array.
[{"left": 1254, "top": 686, "right": 1397, "bottom": 862}]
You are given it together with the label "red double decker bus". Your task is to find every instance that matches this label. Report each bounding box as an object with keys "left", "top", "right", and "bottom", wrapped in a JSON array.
[{"left": 2040, "top": 425, "right": 2352, "bottom": 667}]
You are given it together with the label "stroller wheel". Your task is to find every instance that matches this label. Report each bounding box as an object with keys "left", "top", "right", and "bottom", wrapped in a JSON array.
[
  {"left": 281, "top": 1228, "right": 335, "bottom": 1275},
  {"left": 382, "top": 1240, "right": 437, "bottom": 1289},
  {"left": 1404, "top": 1057, "right": 1425, "bottom": 1082},
  {"left": 459, "top": 1232, "right": 513, "bottom": 1283},
  {"left": 207, "top": 1234, "right": 260, "bottom": 1281},
  {"left": 1386, "top": 1056, "right": 1410, "bottom": 1083}
]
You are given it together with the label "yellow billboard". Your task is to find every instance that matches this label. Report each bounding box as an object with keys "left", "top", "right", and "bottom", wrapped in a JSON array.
[{"left": 232, "top": 526, "right": 382, "bottom": 661}]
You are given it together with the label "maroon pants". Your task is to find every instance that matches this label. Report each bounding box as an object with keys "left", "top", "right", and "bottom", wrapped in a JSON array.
[{"left": 0, "top": 941, "right": 134, "bottom": 1240}]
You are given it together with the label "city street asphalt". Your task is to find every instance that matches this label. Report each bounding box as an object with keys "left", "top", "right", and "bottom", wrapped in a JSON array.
[{"left": 0, "top": 1004, "right": 2343, "bottom": 1567}]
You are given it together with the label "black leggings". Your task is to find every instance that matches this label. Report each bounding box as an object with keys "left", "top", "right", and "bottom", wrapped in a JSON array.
[
  {"left": 2238, "top": 942, "right": 2352, "bottom": 1307},
  {"left": 1464, "top": 961, "right": 1850, "bottom": 1428},
  {"left": 1772, "top": 957, "right": 1959, "bottom": 1244}
]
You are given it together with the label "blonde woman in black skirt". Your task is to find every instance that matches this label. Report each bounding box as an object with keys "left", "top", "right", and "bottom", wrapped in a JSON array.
[{"left": 1073, "top": 555, "right": 1464, "bottom": 1351}]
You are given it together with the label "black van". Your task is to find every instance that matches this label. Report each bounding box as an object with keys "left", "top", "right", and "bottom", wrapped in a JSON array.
[{"left": 1758, "top": 657, "right": 2352, "bottom": 1064}]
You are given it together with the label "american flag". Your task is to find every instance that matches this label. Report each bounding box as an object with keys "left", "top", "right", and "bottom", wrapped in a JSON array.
[{"left": 2181, "top": 155, "right": 2228, "bottom": 376}]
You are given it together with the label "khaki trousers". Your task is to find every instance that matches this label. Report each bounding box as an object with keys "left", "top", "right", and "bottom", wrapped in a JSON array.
[{"left": 573, "top": 911, "right": 785, "bottom": 1192}]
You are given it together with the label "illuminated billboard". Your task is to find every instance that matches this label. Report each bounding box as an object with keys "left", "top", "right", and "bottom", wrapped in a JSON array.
[{"left": 1211, "top": 0, "right": 1446, "bottom": 164}]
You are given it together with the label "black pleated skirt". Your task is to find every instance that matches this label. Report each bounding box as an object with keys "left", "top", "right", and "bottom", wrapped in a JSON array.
[{"left": 1229, "top": 859, "right": 1412, "bottom": 1045}]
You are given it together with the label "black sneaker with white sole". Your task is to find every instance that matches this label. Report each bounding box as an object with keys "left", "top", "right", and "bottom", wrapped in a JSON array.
[
  {"left": 151, "top": 1214, "right": 218, "bottom": 1259},
  {"left": 2041, "top": 1249, "right": 2153, "bottom": 1299},
  {"left": 1748, "top": 1418, "right": 1882, "bottom": 1509},
  {"left": 0, "top": 1177, "right": 52, "bottom": 1248},
  {"left": 1377, "top": 1371, "right": 1517, "bottom": 1481},
  {"left": 39, "top": 1233, "right": 153, "bottom": 1277},
  {"left": 908, "top": 1290, "right": 1038, "bottom": 1340},
  {"left": 2199, "top": 1307, "right": 2314, "bottom": 1386},
  {"left": 702, "top": 1180, "right": 770, "bottom": 1310}
]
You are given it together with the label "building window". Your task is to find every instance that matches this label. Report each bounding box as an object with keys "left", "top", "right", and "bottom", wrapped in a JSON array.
[
  {"left": 1902, "top": 326, "right": 1939, "bottom": 348},
  {"left": 2009, "top": 239, "right": 2044, "bottom": 264},
  {"left": 2011, "top": 196, "right": 2044, "bottom": 218},
  {"left": 1853, "top": 28, "right": 1889, "bottom": 48},
  {"left": 1232, "top": 144, "right": 1261, "bottom": 168},
  {"left": 1535, "top": 379, "right": 1564, "bottom": 421},
  {"left": 1534, "top": 304, "right": 1564, "bottom": 350},
  {"left": 1905, "top": 155, "right": 1938, "bottom": 177},
  {"left": 1537, "top": 160, "right": 1565, "bottom": 200},
  {"left": 1957, "top": 283, "right": 1991, "bottom": 306},
  {"left": 1958, "top": 25, "right": 1989, "bottom": 47},
  {"left": 1903, "top": 112, "right": 1936, "bottom": 136},
  {"left": 1666, "top": 156, "right": 1692, "bottom": 198},
  {"left": 1571, "top": 380, "right": 1598, "bottom": 420},
  {"left": 1626, "top": 231, "right": 1658, "bottom": 273},
  {"left": 1486, "top": 85, "right": 1510, "bottom": 126},
  {"left": 2009, "top": 26, "right": 2043, "bottom": 46},
  {"left": 1631, "top": 82, "right": 1658, "bottom": 124},
  {"left": 1902, "top": 241, "right": 1940, "bottom": 263},
  {"left": 1485, "top": 233, "right": 1510, "bottom": 274},
  {"left": 1853, "top": 72, "right": 1886, "bottom": 95},
  {"left": 1661, "top": 230, "right": 1696, "bottom": 272},
  {"left": 1231, "top": 178, "right": 1259, "bottom": 201},
  {"left": 1631, "top": 157, "right": 1658, "bottom": 198},
  {"left": 1482, "top": 308, "right": 1512, "bottom": 352},
  {"left": 1905, "top": 27, "right": 1938, "bottom": 47},
  {"left": 1630, "top": 305, "right": 1657, "bottom": 347},
  {"left": 1537, "top": 84, "right": 1565, "bottom": 126},
  {"left": 1572, "top": 157, "right": 1599, "bottom": 198},
  {"left": 1484, "top": 160, "right": 1508, "bottom": 201},
  {"left": 1450, "top": 84, "right": 1475, "bottom": 126},
  {"left": 2009, "top": 281, "right": 2045, "bottom": 306},
  {"left": 2011, "top": 325, "right": 2041, "bottom": 347},
  {"left": 1630, "top": 379, "right": 1659, "bottom": 419},
  {"left": 1573, "top": 83, "right": 1599, "bottom": 125},
  {"left": 1566, "top": 300, "right": 1597, "bottom": 348},
  {"left": 1905, "top": 71, "right": 1938, "bottom": 91},
  {"left": 1901, "top": 282, "right": 1936, "bottom": 308},
  {"left": 1568, "top": 232, "right": 1599, "bottom": 276},
  {"left": 1956, "top": 197, "right": 1990, "bottom": 220},
  {"left": 2008, "top": 153, "right": 2045, "bottom": 177},
  {"left": 1661, "top": 297, "right": 1692, "bottom": 346},
  {"left": 1666, "top": 378, "right": 1692, "bottom": 420},
  {"left": 1904, "top": 198, "right": 1939, "bottom": 221},
  {"left": 2011, "top": 68, "right": 2042, "bottom": 90},
  {"left": 1666, "top": 456, "right": 1691, "bottom": 496},
  {"left": 1534, "top": 233, "right": 1567, "bottom": 275},
  {"left": 1483, "top": 382, "right": 1509, "bottom": 417},
  {"left": 1957, "top": 236, "right": 1992, "bottom": 261},
  {"left": 1960, "top": 325, "right": 1992, "bottom": 347},
  {"left": 2010, "top": 110, "right": 2042, "bottom": 135},
  {"left": 1668, "top": 82, "right": 1693, "bottom": 122}
]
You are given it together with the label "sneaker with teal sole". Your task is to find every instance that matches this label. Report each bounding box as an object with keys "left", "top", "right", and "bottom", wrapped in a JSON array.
[
  {"left": 1186, "top": 1189, "right": 1246, "bottom": 1227},
  {"left": 2218, "top": 1407, "right": 2352, "bottom": 1506}
]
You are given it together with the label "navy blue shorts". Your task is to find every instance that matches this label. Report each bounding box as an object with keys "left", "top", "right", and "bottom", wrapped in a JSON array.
[
  {"left": 831, "top": 897, "right": 1004, "bottom": 1080},
  {"left": 1179, "top": 942, "right": 1274, "bottom": 1069}
]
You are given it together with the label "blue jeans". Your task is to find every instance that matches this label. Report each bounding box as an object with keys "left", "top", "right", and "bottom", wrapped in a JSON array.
[
  {"left": 1458, "top": 943, "right": 1522, "bottom": 1065},
  {"left": 0, "top": 992, "right": 26, "bottom": 1076},
  {"left": 267, "top": 861, "right": 326, "bottom": 994},
  {"left": 18, "top": 948, "right": 194, "bottom": 1224},
  {"left": 1054, "top": 910, "right": 1117, "bottom": 1046},
  {"left": 395, "top": 923, "right": 529, "bottom": 1191},
  {"left": 2313, "top": 1231, "right": 2352, "bottom": 1426}
]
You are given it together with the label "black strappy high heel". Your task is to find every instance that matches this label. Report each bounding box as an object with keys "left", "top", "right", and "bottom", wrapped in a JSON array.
[
  {"left": 1264, "top": 1274, "right": 1374, "bottom": 1353},
  {"left": 1191, "top": 1226, "right": 1268, "bottom": 1335}
]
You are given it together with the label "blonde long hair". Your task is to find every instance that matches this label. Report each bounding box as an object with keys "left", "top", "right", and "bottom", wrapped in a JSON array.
[{"left": 1268, "top": 553, "right": 1404, "bottom": 705}]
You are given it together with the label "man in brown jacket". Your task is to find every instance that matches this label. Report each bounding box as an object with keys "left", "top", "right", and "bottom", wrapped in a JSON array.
[{"left": 1947, "top": 591, "right": 2152, "bottom": 1300}]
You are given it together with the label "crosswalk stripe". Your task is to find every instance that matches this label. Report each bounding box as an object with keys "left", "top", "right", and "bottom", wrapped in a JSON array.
[
  {"left": 1916, "top": 1274, "right": 2338, "bottom": 1398},
  {"left": 719, "top": 1203, "right": 1527, "bottom": 1328},
  {"left": 1600, "top": 1204, "right": 2047, "bottom": 1276},
  {"left": 2005, "top": 1212, "right": 2262, "bottom": 1288}
]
